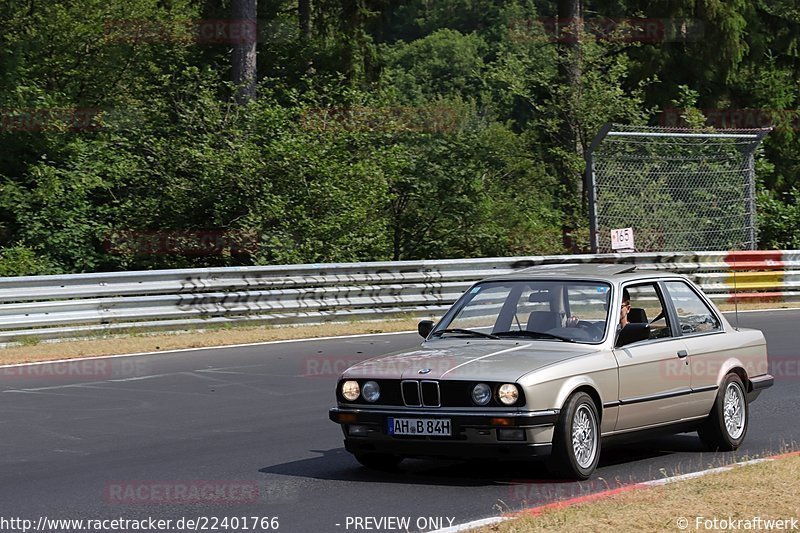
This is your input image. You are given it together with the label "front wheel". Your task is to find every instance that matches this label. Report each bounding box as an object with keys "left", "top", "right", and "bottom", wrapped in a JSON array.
[
  {"left": 548, "top": 391, "right": 601, "bottom": 480},
  {"left": 698, "top": 373, "right": 749, "bottom": 451}
]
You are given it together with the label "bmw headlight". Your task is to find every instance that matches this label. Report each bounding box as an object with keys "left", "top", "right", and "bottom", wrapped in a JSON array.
[
  {"left": 498, "top": 383, "right": 520, "bottom": 406},
  {"left": 341, "top": 380, "right": 360, "bottom": 401},
  {"left": 471, "top": 383, "right": 492, "bottom": 406},
  {"left": 362, "top": 380, "right": 380, "bottom": 402}
]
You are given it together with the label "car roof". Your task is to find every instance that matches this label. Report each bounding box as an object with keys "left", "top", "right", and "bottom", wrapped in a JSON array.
[{"left": 482, "top": 263, "right": 683, "bottom": 283}]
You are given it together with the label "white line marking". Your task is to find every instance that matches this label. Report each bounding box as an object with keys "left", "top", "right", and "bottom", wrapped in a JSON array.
[
  {"left": 723, "top": 307, "right": 800, "bottom": 313},
  {"left": 430, "top": 517, "right": 510, "bottom": 533},
  {"left": 107, "top": 374, "right": 171, "bottom": 382},
  {"left": 735, "top": 457, "right": 773, "bottom": 465},
  {"left": 640, "top": 466, "right": 734, "bottom": 486},
  {"left": 194, "top": 369, "right": 256, "bottom": 375},
  {"left": 1, "top": 373, "right": 174, "bottom": 392},
  {"left": 3, "top": 383, "right": 89, "bottom": 392},
  {"left": 0, "top": 330, "right": 417, "bottom": 370}
]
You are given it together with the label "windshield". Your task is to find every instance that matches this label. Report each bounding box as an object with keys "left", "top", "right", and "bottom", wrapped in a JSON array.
[{"left": 432, "top": 280, "right": 612, "bottom": 344}]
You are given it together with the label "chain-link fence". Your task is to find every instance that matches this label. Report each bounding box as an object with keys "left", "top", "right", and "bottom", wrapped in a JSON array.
[{"left": 586, "top": 124, "right": 771, "bottom": 253}]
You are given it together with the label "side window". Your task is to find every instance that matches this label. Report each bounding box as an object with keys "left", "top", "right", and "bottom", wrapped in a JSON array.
[
  {"left": 664, "top": 281, "right": 721, "bottom": 335},
  {"left": 623, "top": 283, "right": 672, "bottom": 340}
]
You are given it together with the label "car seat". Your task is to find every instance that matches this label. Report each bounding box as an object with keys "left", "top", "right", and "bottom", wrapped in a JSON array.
[{"left": 527, "top": 311, "right": 561, "bottom": 332}]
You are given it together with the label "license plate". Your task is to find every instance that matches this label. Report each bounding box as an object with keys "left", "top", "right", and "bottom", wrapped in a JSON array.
[{"left": 387, "top": 417, "right": 452, "bottom": 437}]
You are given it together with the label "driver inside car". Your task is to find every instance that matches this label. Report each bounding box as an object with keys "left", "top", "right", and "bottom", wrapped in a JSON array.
[{"left": 566, "top": 288, "right": 628, "bottom": 334}]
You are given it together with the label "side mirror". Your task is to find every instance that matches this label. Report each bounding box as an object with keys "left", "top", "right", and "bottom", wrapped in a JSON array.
[
  {"left": 418, "top": 320, "right": 434, "bottom": 338},
  {"left": 616, "top": 323, "right": 650, "bottom": 347}
]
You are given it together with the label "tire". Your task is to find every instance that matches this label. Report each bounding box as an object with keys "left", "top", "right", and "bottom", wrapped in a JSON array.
[
  {"left": 698, "top": 373, "right": 749, "bottom": 451},
  {"left": 354, "top": 453, "right": 403, "bottom": 471},
  {"left": 548, "top": 391, "right": 601, "bottom": 480}
]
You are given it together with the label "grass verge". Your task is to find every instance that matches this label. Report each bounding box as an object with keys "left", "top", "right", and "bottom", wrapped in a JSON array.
[
  {"left": 716, "top": 301, "right": 800, "bottom": 312},
  {"left": 0, "top": 319, "right": 422, "bottom": 366},
  {"left": 479, "top": 453, "right": 800, "bottom": 532}
]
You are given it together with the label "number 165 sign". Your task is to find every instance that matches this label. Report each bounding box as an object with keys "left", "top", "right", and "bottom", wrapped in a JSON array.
[{"left": 610, "top": 227, "right": 635, "bottom": 251}]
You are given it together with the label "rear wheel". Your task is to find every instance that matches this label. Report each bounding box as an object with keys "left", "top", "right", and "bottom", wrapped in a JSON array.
[
  {"left": 548, "top": 391, "right": 601, "bottom": 480},
  {"left": 354, "top": 453, "right": 403, "bottom": 471},
  {"left": 698, "top": 373, "right": 748, "bottom": 451}
]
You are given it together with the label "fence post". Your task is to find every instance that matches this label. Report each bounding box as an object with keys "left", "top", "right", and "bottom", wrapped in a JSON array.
[
  {"left": 586, "top": 123, "right": 612, "bottom": 254},
  {"left": 745, "top": 128, "right": 772, "bottom": 250}
]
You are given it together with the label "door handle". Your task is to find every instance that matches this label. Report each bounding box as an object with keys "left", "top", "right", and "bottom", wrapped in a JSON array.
[{"left": 677, "top": 350, "right": 688, "bottom": 358}]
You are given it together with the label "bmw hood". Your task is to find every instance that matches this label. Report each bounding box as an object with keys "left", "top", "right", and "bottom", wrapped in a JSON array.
[{"left": 341, "top": 339, "right": 599, "bottom": 382}]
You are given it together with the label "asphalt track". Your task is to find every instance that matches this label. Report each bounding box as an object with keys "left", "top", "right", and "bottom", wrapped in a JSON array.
[{"left": 0, "top": 310, "right": 798, "bottom": 533}]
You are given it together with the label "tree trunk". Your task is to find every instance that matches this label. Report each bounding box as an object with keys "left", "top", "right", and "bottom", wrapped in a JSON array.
[
  {"left": 299, "top": 0, "right": 311, "bottom": 41},
  {"left": 232, "top": 0, "right": 257, "bottom": 104},
  {"left": 558, "top": 0, "right": 583, "bottom": 163},
  {"left": 556, "top": 0, "right": 584, "bottom": 250},
  {"left": 340, "top": 0, "right": 360, "bottom": 81}
]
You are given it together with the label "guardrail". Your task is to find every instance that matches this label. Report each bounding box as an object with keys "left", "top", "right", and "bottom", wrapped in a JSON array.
[{"left": 0, "top": 250, "right": 797, "bottom": 343}]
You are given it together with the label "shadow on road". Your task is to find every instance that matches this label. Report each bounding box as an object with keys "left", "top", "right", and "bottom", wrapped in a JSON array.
[{"left": 258, "top": 433, "right": 708, "bottom": 488}]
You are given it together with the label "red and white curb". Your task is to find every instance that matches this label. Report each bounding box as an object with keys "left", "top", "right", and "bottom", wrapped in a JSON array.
[{"left": 432, "top": 450, "right": 800, "bottom": 533}]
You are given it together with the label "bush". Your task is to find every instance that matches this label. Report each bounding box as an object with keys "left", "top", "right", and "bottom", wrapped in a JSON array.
[
  {"left": 758, "top": 190, "right": 800, "bottom": 249},
  {"left": 0, "top": 246, "right": 59, "bottom": 277}
]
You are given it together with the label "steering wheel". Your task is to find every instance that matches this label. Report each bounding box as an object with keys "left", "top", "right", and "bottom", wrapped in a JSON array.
[{"left": 575, "top": 320, "right": 604, "bottom": 338}]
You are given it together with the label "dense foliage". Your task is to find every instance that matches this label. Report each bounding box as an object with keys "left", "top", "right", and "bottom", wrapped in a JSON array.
[{"left": 0, "top": 0, "right": 798, "bottom": 274}]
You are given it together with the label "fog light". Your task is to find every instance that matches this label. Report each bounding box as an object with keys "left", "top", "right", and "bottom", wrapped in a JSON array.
[
  {"left": 497, "top": 428, "right": 526, "bottom": 441},
  {"left": 348, "top": 425, "right": 369, "bottom": 436}
]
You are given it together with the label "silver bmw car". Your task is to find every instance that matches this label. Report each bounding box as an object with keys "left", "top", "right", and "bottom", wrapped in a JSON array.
[{"left": 329, "top": 264, "right": 773, "bottom": 479}]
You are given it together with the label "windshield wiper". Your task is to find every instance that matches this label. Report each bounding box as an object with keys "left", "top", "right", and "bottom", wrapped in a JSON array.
[
  {"left": 431, "top": 328, "right": 499, "bottom": 339},
  {"left": 493, "top": 330, "right": 577, "bottom": 343}
]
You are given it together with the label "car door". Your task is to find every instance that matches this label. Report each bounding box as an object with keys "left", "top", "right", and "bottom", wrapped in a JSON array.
[
  {"left": 661, "top": 279, "right": 727, "bottom": 418},
  {"left": 612, "top": 281, "right": 692, "bottom": 431}
]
